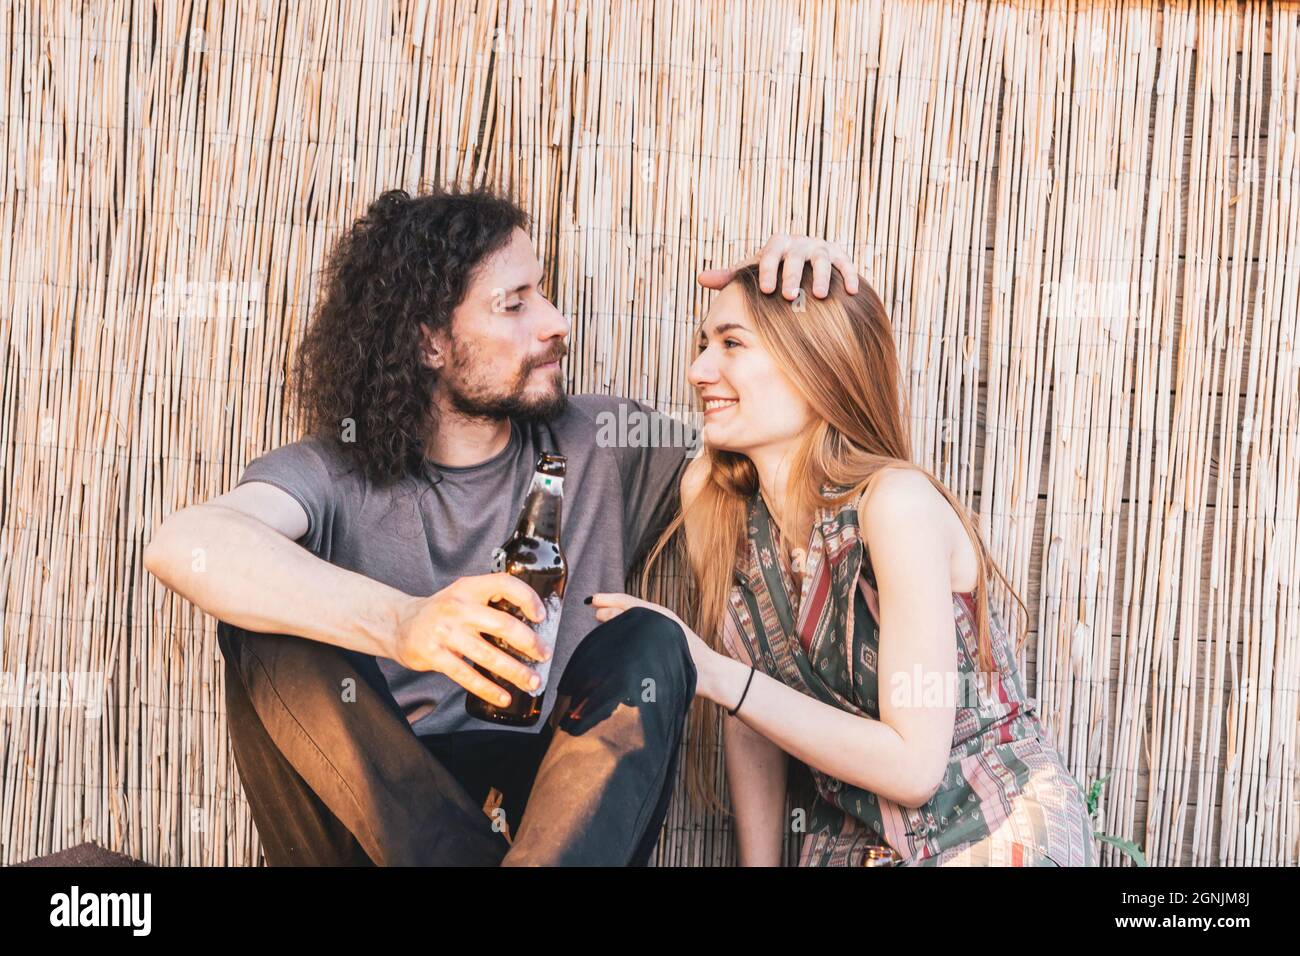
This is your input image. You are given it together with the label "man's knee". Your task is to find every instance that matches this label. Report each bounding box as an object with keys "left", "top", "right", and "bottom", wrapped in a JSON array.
[
  {"left": 219, "top": 622, "right": 294, "bottom": 683},
  {"left": 216, "top": 620, "right": 242, "bottom": 666},
  {"left": 219, "top": 621, "right": 408, "bottom": 731},
  {"left": 564, "top": 606, "right": 697, "bottom": 708},
  {"left": 217, "top": 621, "right": 342, "bottom": 706}
]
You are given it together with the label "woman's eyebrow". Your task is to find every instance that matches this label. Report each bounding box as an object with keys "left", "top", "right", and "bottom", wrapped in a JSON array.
[{"left": 698, "top": 321, "right": 748, "bottom": 339}]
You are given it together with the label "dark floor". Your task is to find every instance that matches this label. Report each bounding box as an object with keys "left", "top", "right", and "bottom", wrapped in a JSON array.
[{"left": 13, "top": 842, "right": 152, "bottom": 867}]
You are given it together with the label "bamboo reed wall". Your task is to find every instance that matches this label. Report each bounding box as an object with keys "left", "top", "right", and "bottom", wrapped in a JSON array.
[{"left": 1, "top": 0, "right": 1297, "bottom": 867}]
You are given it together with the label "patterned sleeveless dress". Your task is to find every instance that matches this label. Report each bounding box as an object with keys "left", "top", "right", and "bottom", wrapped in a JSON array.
[{"left": 719, "top": 485, "right": 1098, "bottom": 867}]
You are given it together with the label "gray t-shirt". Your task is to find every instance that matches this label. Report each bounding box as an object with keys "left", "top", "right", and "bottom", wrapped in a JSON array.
[{"left": 234, "top": 394, "right": 695, "bottom": 736}]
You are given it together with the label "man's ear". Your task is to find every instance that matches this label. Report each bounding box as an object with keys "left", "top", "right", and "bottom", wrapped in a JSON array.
[{"left": 420, "top": 324, "right": 446, "bottom": 371}]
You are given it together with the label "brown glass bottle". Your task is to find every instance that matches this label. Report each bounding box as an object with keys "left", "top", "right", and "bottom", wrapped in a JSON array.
[
  {"left": 465, "top": 452, "right": 567, "bottom": 726},
  {"left": 862, "top": 845, "right": 901, "bottom": 866}
]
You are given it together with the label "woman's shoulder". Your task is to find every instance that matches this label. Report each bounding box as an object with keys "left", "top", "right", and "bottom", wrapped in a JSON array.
[
  {"left": 854, "top": 467, "right": 979, "bottom": 592},
  {"left": 855, "top": 466, "right": 945, "bottom": 523}
]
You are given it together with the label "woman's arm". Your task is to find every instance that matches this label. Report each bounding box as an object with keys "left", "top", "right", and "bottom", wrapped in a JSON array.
[
  {"left": 596, "top": 468, "right": 959, "bottom": 808},
  {"left": 705, "top": 469, "right": 960, "bottom": 808},
  {"left": 681, "top": 453, "right": 790, "bottom": 864},
  {"left": 724, "top": 713, "right": 789, "bottom": 866}
]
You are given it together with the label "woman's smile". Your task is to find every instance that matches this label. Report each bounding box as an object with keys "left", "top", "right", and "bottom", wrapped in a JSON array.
[{"left": 703, "top": 397, "right": 739, "bottom": 416}]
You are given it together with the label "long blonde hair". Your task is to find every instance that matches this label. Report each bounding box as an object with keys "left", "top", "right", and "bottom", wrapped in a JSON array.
[{"left": 637, "top": 263, "right": 1030, "bottom": 815}]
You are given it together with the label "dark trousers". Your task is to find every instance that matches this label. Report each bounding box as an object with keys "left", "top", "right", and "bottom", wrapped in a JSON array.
[{"left": 215, "top": 606, "right": 696, "bottom": 866}]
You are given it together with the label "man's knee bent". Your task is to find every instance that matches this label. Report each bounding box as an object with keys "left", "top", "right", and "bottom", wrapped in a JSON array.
[
  {"left": 219, "top": 622, "right": 298, "bottom": 680},
  {"left": 564, "top": 606, "right": 697, "bottom": 708},
  {"left": 217, "top": 622, "right": 347, "bottom": 703}
]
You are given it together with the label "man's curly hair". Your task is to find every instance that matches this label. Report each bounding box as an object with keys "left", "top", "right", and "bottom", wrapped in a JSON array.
[{"left": 290, "top": 184, "right": 531, "bottom": 485}]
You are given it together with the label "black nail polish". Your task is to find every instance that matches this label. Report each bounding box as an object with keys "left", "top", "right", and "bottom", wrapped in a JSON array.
[{"left": 582, "top": 595, "right": 592, "bottom": 605}]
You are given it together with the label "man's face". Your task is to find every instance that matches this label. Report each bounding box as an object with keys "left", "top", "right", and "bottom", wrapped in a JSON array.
[{"left": 428, "top": 227, "right": 570, "bottom": 422}]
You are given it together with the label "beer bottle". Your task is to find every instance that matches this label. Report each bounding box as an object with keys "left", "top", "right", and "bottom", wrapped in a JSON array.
[
  {"left": 465, "top": 452, "right": 567, "bottom": 726},
  {"left": 862, "top": 845, "right": 901, "bottom": 867}
]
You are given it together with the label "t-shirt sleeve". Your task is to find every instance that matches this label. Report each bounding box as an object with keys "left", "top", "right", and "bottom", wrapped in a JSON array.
[
  {"left": 234, "top": 439, "right": 338, "bottom": 557},
  {"left": 615, "top": 400, "right": 698, "bottom": 576}
]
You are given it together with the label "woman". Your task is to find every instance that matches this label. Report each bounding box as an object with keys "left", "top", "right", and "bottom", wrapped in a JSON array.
[{"left": 591, "top": 262, "right": 1097, "bottom": 866}]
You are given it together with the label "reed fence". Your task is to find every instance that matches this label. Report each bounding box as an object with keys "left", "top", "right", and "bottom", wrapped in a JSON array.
[{"left": 1, "top": 0, "right": 1297, "bottom": 866}]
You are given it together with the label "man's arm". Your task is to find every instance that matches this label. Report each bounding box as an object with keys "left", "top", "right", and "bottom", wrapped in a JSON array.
[
  {"left": 616, "top": 401, "right": 696, "bottom": 585},
  {"left": 144, "top": 482, "right": 553, "bottom": 707},
  {"left": 143, "top": 482, "right": 408, "bottom": 658}
]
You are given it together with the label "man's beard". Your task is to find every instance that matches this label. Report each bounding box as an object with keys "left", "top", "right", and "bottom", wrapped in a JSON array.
[{"left": 443, "top": 341, "right": 568, "bottom": 423}]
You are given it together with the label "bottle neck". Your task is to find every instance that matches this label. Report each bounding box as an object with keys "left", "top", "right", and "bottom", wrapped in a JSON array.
[{"left": 514, "top": 471, "right": 564, "bottom": 540}]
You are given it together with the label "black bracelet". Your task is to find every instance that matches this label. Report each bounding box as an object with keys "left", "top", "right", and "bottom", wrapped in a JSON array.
[{"left": 728, "top": 665, "right": 757, "bottom": 717}]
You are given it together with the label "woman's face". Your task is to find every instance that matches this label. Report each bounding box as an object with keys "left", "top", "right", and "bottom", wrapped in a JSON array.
[{"left": 688, "top": 284, "right": 815, "bottom": 454}]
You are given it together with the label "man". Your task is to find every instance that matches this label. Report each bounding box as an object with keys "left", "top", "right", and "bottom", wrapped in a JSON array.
[{"left": 144, "top": 184, "right": 858, "bottom": 866}]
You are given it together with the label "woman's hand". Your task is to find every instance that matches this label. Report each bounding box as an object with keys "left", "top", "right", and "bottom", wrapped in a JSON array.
[
  {"left": 588, "top": 592, "right": 730, "bottom": 702},
  {"left": 696, "top": 233, "right": 860, "bottom": 300}
]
